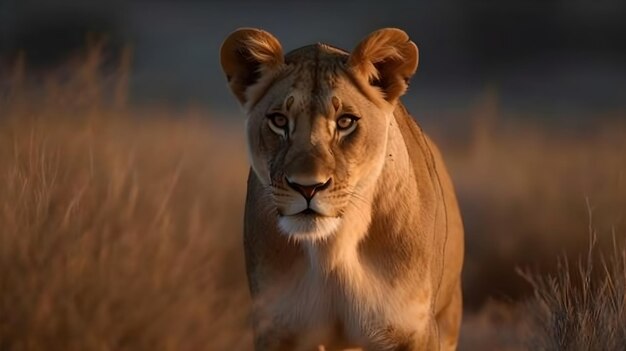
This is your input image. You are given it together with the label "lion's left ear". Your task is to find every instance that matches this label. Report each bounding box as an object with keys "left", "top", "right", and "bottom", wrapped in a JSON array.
[
  {"left": 348, "top": 28, "right": 419, "bottom": 103},
  {"left": 220, "top": 28, "right": 284, "bottom": 105}
]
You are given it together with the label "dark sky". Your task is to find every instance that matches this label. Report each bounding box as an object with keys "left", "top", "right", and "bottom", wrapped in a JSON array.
[{"left": 2, "top": 0, "right": 626, "bottom": 118}]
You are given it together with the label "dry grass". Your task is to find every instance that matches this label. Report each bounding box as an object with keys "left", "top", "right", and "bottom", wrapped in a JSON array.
[
  {"left": 440, "top": 91, "right": 626, "bottom": 308},
  {"left": 519, "top": 231, "right": 626, "bottom": 350},
  {"left": 0, "top": 52, "right": 252, "bottom": 350},
  {"left": 1, "top": 49, "right": 625, "bottom": 350}
]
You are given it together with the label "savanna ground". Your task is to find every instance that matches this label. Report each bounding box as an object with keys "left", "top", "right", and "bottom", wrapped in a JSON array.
[{"left": 0, "top": 47, "right": 625, "bottom": 350}]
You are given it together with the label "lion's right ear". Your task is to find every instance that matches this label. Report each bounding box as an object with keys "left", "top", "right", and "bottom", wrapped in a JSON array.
[{"left": 220, "top": 28, "right": 284, "bottom": 105}]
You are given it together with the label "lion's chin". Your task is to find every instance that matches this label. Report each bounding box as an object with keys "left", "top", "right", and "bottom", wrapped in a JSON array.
[{"left": 277, "top": 214, "right": 342, "bottom": 242}]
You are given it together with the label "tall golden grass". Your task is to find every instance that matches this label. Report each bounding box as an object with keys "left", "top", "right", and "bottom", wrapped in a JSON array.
[
  {"left": 520, "top": 232, "right": 626, "bottom": 350},
  {"left": 444, "top": 90, "right": 626, "bottom": 308},
  {"left": 1, "top": 51, "right": 252, "bottom": 350},
  {"left": 1, "top": 47, "right": 625, "bottom": 350}
]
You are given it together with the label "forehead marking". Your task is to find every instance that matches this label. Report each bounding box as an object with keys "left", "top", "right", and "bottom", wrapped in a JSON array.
[
  {"left": 332, "top": 96, "right": 341, "bottom": 112},
  {"left": 285, "top": 95, "right": 295, "bottom": 110}
]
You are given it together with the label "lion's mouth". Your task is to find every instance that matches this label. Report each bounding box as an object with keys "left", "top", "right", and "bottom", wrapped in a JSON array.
[
  {"left": 277, "top": 210, "right": 343, "bottom": 240},
  {"left": 279, "top": 203, "right": 336, "bottom": 218},
  {"left": 298, "top": 208, "right": 318, "bottom": 216},
  {"left": 287, "top": 208, "right": 334, "bottom": 218}
]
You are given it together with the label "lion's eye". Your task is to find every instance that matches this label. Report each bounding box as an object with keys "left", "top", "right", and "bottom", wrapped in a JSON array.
[
  {"left": 267, "top": 113, "right": 289, "bottom": 135},
  {"left": 336, "top": 115, "right": 359, "bottom": 131},
  {"left": 268, "top": 113, "right": 288, "bottom": 128}
]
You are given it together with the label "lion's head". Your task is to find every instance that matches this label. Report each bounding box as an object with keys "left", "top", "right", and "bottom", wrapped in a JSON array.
[{"left": 220, "top": 28, "right": 418, "bottom": 241}]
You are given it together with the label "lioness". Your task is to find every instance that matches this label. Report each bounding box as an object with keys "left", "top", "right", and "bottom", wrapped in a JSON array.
[{"left": 220, "top": 27, "right": 464, "bottom": 351}]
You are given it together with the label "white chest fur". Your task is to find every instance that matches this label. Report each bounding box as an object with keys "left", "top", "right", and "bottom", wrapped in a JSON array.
[{"left": 260, "top": 239, "right": 432, "bottom": 346}]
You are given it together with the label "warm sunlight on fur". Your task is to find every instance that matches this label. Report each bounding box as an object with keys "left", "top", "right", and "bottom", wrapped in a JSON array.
[
  {"left": 1, "top": 36, "right": 624, "bottom": 351},
  {"left": 221, "top": 28, "right": 464, "bottom": 350}
]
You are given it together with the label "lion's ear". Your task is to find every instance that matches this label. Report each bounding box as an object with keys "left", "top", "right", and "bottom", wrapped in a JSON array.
[
  {"left": 220, "top": 28, "right": 284, "bottom": 105},
  {"left": 348, "top": 28, "right": 419, "bottom": 103}
]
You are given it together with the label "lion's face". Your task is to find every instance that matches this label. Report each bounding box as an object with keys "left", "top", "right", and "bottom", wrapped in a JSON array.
[
  {"left": 220, "top": 28, "right": 418, "bottom": 241},
  {"left": 246, "top": 59, "right": 393, "bottom": 240}
]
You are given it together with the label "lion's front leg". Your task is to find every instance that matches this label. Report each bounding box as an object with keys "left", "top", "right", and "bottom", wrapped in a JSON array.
[
  {"left": 364, "top": 322, "right": 440, "bottom": 351},
  {"left": 253, "top": 328, "right": 297, "bottom": 351},
  {"left": 253, "top": 319, "right": 332, "bottom": 351},
  {"left": 434, "top": 282, "right": 462, "bottom": 351},
  {"left": 255, "top": 332, "right": 340, "bottom": 351}
]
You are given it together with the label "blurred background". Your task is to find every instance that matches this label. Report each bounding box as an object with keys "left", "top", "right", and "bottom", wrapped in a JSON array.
[
  {"left": 1, "top": 1, "right": 625, "bottom": 350},
  {"left": 3, "top": 0, "right": 626, "bottom": 117}
]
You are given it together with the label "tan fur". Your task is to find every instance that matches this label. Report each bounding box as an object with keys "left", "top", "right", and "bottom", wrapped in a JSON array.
[{"left": 220, "top": 28, "right": 464, "bottom": 351}]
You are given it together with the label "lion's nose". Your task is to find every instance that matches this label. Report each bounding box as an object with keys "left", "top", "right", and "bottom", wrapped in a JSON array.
[{"left": 286, "top": 178, "right": 332, "bottom": 201}]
